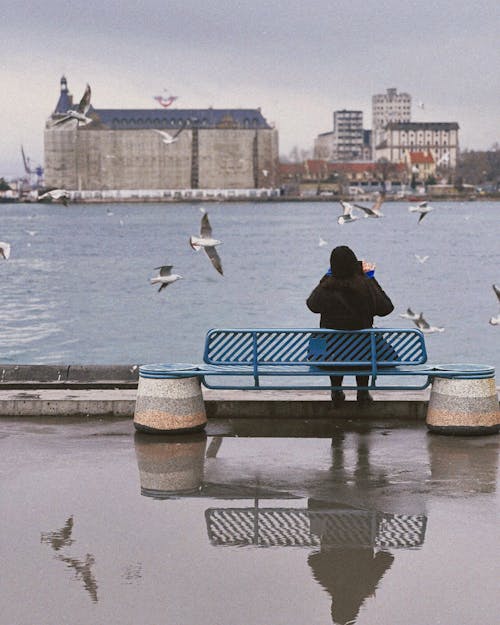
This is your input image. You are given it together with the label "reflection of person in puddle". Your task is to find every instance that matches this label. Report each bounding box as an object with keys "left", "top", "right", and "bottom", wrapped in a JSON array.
[
  {"left": 306, "top": 495, "right": 395, "bottom": 625},
  {"left": 308, "top": 544, "right": 394, "bottom": 625},
  {"left": 331, "top": 430, "right": 388, "bottom": 488}
]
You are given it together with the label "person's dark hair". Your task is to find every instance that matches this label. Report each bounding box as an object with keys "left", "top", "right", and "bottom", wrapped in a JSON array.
[{"left": 330, "top": 246, "right": 361, "bottom": 278}]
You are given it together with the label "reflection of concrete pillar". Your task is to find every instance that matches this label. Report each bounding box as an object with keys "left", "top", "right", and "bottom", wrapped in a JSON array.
[
  {"left": 427, "top": 377, "right": 500, "bottom": 435},
  {"left": 427, "top": 434, "right": 499, "bottom": 494},
  {"left": 134, "top": 432, "right": 207, "bottom": 498},
  {"left": 134, "top": 365, "right": 206, "bottom": 434}
]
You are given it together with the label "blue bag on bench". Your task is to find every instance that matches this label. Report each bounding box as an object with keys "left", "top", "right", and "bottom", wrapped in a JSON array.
[{"left": 306, "top": 332, "right": 400, "bottom": 366}]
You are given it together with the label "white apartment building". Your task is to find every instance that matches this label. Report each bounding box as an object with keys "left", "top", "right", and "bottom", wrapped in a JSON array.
[
  {"left": 372, "top": 88, "right": 411, "bottom": 149},
  {"left": 314, "top": 110, "right": 367, "bottom": 161}
]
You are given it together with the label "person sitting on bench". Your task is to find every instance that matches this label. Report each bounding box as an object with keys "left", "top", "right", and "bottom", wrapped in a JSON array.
[{"left": 306, "top": 245, "right": 394, "bottom": 408}]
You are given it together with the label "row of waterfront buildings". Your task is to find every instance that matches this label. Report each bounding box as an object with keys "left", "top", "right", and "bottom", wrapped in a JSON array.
[
  {"left": 41, "top": 78, "right": 459, "bottom": 197},
  {"left": 314, "top": 88, "right": 458, "bottom": 169}
]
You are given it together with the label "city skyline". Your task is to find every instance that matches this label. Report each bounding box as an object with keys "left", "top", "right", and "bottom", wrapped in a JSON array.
[{"left": 2, "top": 0, "right": 499, "bottom": 176}]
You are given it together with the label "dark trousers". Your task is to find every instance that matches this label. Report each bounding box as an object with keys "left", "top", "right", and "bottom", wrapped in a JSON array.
[{"left": 329, "top": 374, "right": 369, "bottom": 390}]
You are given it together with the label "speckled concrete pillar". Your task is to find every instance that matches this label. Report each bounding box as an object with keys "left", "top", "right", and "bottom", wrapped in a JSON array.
[
  {"left": 134, "top": 372, "right": 207, "bottom": 434},
  {"left": 134, "top": 432, "right": 207, "bottom": 497},
  {"left": 427, "top": 377, "right": 500, "bottom": 435}
]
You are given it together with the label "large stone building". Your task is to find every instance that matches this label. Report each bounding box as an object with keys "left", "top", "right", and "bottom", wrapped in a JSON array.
[
  {"left": 372, "top": 88, "right": 411, "bottom": 149},
  {"left": 44, "top": 77, "right": 279, "bottom": 194},
  {"left": 374, "top": 122, "right": 459, "bottom": 169}
]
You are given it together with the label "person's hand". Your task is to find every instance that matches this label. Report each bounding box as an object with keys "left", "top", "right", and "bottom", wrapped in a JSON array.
[{"left": 362, "top": 260, "right": 376, "bottom": 277}]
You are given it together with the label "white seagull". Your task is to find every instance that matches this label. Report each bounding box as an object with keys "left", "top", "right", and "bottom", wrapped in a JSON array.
[
  {"left": 408, "top": 201, "right": 434, "bottom": 223},
  {"left": 153, "top": 127, "right": 183, "bottom": 145},
  {"left": 353, "top": 194, "right": 385, "bottom": 218},
  {"left": 412, "top": 313, "right": 444, "bottom": 333},
  {"left": 189, "top": 212, "right": 223, "bottom": 275},
  {"left": 400, "top": 307, "right": 420, "bottom": 321},
  {"left": 53, "top": 84, "right": 92, "bottom": 126},
  {"left": 415, "top": 254, "right": 429, "bottom": 264},
  {"left": 38, "top": 189, "right": 70, "bottom": 206},
  {"left": 150, "top": 265, "right": 183, "bottom": 292},
  {"left": 489, "top": 284, "right": 500, "bottom": 325},
  {"left": 337, "top": 201, "right": 359, "bottom": 225},
  {"left": 318, "top": 236, "right": 327, "bottom": 247},
  {"left": 0, "top": 241, "right": 11, "bottom": 260}
]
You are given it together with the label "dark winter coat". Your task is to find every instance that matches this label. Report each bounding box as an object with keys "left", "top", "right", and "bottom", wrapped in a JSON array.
[{"left": 306, "top": 273, "right": 394, "bottom": 330}]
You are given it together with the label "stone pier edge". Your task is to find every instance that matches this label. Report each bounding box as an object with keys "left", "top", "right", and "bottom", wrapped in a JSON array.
[{"left": 0, "top": 364, "right": 498, "bottom": 420}]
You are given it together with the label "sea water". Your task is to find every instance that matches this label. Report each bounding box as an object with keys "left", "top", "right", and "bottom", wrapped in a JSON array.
[{"left": 0, "top": 200, "right": 498, "bottom": 371}]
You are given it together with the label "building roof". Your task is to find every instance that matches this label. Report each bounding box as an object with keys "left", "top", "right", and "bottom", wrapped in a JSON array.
[
  {"left": 54, "top": 76, "right": 73, "bottom": 113},
  {"left": 88, "top": 108, "right": 272, "bottom": 130},
  {"left": 51, "top": 77, "right": 272, "bottom": 129},
  {"left": 386, "top": 122, "right": 459, "bottom": 131},
  {"left": 408, "top": 151, "right": 435, "bottom": 164}
]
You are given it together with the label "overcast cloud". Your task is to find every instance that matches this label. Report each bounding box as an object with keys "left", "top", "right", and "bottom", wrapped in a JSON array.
[{"left": 2, "top": 0, "right": 499, "bottom": 175}]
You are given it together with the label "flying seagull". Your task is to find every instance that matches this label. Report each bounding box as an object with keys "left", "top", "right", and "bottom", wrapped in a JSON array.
[
  {"left": 415, "top": 254, "right": 429, "bottom": 264},
  {"left": 489, "top": 284, "right": 500, "bottom": 325},
  {"left": 400, "top": 307, "right": 420, "bottom": 321},
  {"left": 38, "top": 189, "right": 70, "bottom": 206},
  {"left": 0, "top": 241, "right": 11, "bottom": 260},
  {"left": 190, "top": 212, "right": 223, "bottom": 275},
  {"left": 53, "top": 84, "right": 92, "bottom": 126},
  {"left": 412, "top": 313, "right": 444, "bottom": 333},
  {"left": 150, "top": 265, "right": 183, "bottom": 292},
  {"left": 408, "top": 201, "right": 434, "bottom": 223},
  {"left": 353, "top": 194, "right": 385, "bottom": 218},
  {"left": 318, "top": 236, "right": 327, "bottom": 247},
  {"left": 153, "top": 126, "right": 184, "bottom": 145},
  {"left": 337, "top": 201, "right": 359, "bottom": 225}
]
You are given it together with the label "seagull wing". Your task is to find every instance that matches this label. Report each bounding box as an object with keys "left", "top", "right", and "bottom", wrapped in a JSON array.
[
  {"left": 339, "top": 201, "right": 354, "bottom": 216},
  {"left": 493, "top": 284, "right": 500, "bottom": 303},
  {"left": 418, "top": 212, "right": 427, "bottom": 223},
  {"left": 372, "top": 194, "right": 385, "bottom": 213},
  {"left": 172, "top": 124, "right": 185, "bottom": 139},
  {"left": 78, "top": 84, "right": 91, "bottom": 114},
  {"left": 200, "top": 212, "right": 213, "bottom": 237},
  {"left": 415, "top": 313, "right": 430, "bottom": 329},
  {"left": 204, "top": 246, "right": 223, "bottom": 275},
  {"left": 0, "top": 242, "right": 11, "bottom": 259},
  {"left": 153, "top": 129, "right": 173, "bottom": 141},
  {"left": 154, "top": 265, "right": 173, "bottom": 276},
  {"left": 52, "top": 115, "right": 75, "bottom": 126},
  {"left": 419, "top": 201, "right": 428, "bottom": 208},
  {"left": 353, "top": 203, "right": 374, "bottom": 216}
]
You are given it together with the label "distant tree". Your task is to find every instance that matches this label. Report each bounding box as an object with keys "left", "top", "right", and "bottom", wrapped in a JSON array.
[
  {"left": 425, "top": 174, "right": 437, "bottom": 186},
  {"left": 374, "top": 158, "right": 400, "bottom": 183},
  {"left": 0, "top": 178, "right": 11, "bottom": 191},
  {"left": 455, "top": 147, "right": 500, "bottom": 185}
]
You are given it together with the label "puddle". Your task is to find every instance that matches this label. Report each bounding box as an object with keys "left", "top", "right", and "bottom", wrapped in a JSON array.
[{"left": 0, "top": 420, "right": 498, "bottom": 624}]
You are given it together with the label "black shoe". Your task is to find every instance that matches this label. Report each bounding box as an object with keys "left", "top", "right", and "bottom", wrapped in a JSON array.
[
  {"left": 331, "top": 390, "right": 346, "bottom": 408},
  {"left": 357, "top": 390, "right": 373, "bottom": 407}
]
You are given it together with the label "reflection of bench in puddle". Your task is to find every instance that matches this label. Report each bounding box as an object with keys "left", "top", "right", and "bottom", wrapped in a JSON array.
[{"left": 205, "top": 506, "right": 427, "bottom": 549}]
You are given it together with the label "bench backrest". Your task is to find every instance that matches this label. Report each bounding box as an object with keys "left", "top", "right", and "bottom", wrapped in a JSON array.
[{"left": 204, "top": 328, "right": 427, "bottom": 366}]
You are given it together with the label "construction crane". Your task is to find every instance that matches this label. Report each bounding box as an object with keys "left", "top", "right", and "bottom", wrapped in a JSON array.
[{"left": 21, "top": 145, "right": 44, "bottom": 189}]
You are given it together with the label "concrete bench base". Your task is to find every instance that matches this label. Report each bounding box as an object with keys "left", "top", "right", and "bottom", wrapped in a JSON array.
[
  {"left": 134, "top": 375, "right": 207, "bottom": 434},
  {"left": 427, "top": 377, "right": 500, "bottom": 435}
]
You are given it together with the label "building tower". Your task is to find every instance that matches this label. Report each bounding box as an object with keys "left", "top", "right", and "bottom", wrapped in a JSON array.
[{"left": 372, "top": 88, "right": 411, "bottom": 151}]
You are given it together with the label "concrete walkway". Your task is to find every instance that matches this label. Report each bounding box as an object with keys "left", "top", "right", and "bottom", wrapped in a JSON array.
[{"left": 0, "top": 387, "right": 433, "bottom": 419}]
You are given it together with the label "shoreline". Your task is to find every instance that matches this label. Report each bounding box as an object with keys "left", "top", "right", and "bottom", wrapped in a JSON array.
[{"left": 3, "top": 195, "right": 500, "bottom": 205}]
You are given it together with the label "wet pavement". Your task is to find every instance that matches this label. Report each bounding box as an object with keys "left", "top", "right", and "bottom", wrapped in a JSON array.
[{"left": 0, "top": 417, "right": 498, "bottom": 625}]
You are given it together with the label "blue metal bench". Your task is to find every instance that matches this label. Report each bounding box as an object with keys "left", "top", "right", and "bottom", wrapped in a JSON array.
[{"left": 139, "top": 328, "right": 495, "bottom": 392}]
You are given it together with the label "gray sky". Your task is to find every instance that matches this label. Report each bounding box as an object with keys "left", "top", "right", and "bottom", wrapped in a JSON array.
[{"left": 2, "top": 0, "right": 499, "bottom": 176}]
